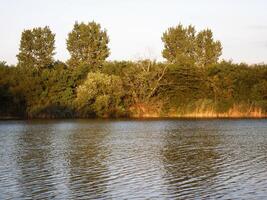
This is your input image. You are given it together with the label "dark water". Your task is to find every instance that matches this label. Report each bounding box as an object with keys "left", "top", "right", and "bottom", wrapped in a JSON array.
[{"left": 0, "top": 119, "right": 267, "bottom": 199}]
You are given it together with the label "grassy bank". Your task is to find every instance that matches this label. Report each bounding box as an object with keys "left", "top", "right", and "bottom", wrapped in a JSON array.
[{"left": 129, "top": 102, "right": 267, "bottom": 119}]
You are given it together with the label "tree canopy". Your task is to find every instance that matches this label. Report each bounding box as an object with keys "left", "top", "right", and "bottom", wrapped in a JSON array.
[
  {"left": 162, "top": 24, "right": 222, "bottom": 67},
  {"left": 66, "top": 21, "right": 110, "bottom": 70},
  {"left": 17, "top": 26, "right": 55, "bottom": 69},
  {"left": 76, "top": 72, "right": 124, "bottom": 117},
  {"left": 1, "top": 22, "right": 266, "bottom": 118}
]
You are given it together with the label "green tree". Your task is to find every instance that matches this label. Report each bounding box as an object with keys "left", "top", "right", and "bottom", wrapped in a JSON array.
[
  {"left": 32, "top": 62, "right": 76, "bottom": 118},
  {"left": 196, "top": 29, "right": 222, "bottom": 67},
  {"left": 121, "top": 60, "right": 168, "bottom": 105},
  {"left": 66, "top": 21, "right": 110, "bottom": 70},
  {"left": 252, "top": 80, "right": 267, "bottom": 101},
  {"left": 17, "top": 26, "right": 55, "bottom": 69},
  {"left": 162, "top": 24, "right": 197, "bottom": 66},
  {"left": 162, "top": 24, "right": 222, "bottom": 67},
  {"left": 252, "top": 79, "right": 267, "bottom": 112},
  {"left": 75, "top": 72, "right": 124, "bottom": 117},
  {"left": 163, "top": 64, "right": 207, "bottom": 107},
  {"left": 0, "top": 62, "right": 32, "bottom": 117},
  {"left": 0, "top": 62, "right": 18, "bottom": 116}
]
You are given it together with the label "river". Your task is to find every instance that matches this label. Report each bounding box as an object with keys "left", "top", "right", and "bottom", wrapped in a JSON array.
[{"left": 0, "top": 119, "right": 267, "bottom": 199}]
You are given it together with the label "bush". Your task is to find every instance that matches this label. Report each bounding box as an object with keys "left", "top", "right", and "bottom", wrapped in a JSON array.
[{"left": 75, "top": 72, "right": 125, "bottom": 117}]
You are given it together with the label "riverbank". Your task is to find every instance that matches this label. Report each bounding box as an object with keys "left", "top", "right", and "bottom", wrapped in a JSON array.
[
  {"left": 129, "top": 103, "right": 267, "bottom": 119},
  {"left": 0, "top": 116, "right": 23, "bottom": 120},
  {"left": 1, "top": 103, "right": 267, "bottom": 120},
  {"left": 1, "top": 114, "right": 267, "bottom": 120}
]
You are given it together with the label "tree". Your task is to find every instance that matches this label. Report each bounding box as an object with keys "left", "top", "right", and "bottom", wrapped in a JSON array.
[
  {"left": 196, "top": 29, "right": 222, "bottom": 67},
  {"left": 163, "top": 64, "right": 207, "bottom": 106},
  {"left": 162, "top": 24, "right": 197, "bottom": 66},
  {"left": 162, "top": 24, "right": 222, "bottom": 67},
  {"left": 0, "top": 61, "right": 27, "bottom": 117},
  {"left": 66, "top": 21, "right": 110, "bottom": 70},
  {"left": 121, "top": 60, "right": 168, "bottom": 105},
  {"left": 17, "top": 26, "right": 55, "bottom": 69},
  {"left": 75, "top": 72, "right": 124, "bottom": 117}
]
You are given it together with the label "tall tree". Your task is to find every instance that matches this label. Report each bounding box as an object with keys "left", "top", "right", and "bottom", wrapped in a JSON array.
[
  {"left": 162, "top": 24, "right": 197, "bottom": 66},
  {"left": 162, "top": 24, "right": 222, "bottom": 67},
  {"left": 66, "top": 21, "right": 110, "bottom": 70},
  {"left": 196, "top": 29, "right": 222, "bottom": 68},
  {"left": 17, "top": 26, "right": 55, "bottom": 69}
]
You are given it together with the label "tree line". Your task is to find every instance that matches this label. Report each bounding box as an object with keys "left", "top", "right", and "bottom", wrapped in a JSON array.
[{"left": 0, "top": 22, "right": 266, "bottom": 118}]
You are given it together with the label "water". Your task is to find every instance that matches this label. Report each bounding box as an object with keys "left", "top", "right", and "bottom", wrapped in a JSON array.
[{"left": 0, "top": 119, "right": 267, "bottom": 199}]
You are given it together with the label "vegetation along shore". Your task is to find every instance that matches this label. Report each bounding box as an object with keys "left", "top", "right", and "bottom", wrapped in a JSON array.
[{"left": 1, "top": 22, "right": 267, "bottom": 119}]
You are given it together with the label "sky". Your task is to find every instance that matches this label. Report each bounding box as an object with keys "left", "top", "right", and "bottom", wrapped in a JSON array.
[{"left": 0, "top": 0, "right": 267, "bottom": 65}]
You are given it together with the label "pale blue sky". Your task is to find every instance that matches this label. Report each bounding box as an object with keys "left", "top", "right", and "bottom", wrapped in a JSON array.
[{"left": 1, "top": 0, "right": 267, "bottom": 64}]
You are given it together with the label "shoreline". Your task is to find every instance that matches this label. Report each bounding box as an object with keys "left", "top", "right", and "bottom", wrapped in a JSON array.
[{"left": 1, "top": 115, "right": 267, "bottom": 121}]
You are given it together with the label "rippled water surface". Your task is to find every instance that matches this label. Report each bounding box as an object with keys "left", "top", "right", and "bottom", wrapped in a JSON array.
[{"left": 0, "top": 119, "right": 267, "bottom": 199}]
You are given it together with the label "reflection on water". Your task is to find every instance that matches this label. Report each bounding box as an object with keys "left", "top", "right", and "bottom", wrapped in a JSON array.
[
  {"left": 67, "top": 122, "right": 110, "bottom": 199},
  {"left": 162, "top": 125, "right": 221, "bottom": 199},
  {"left": 0, "top": 119, "right": 267, "bottom": 199}
]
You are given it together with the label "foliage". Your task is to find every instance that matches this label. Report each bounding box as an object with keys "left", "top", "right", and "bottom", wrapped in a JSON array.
[
  {"left": 162, "top": 64, "right": 208, "bottom": 106},
  {"left": 0, "top": 61, "right": 27, "bottom": 117},
  {"left": 120, "top": 60, "right": 168, "bottom": 105},
  {"left": 17, "top": 26, "right": 55, "bottom": 69},
  {"left": 195, "top": 29, "right": 222, "bottom": 67},
  {"left": 162, "top": 24, "right": 197, "bottom": 66},
  {"left": 76, "top": 72, "right": 125, "bottom": 117},
  {"left": 162, "top": 24, "right": 222, "bottom": 67},
  {"left": 66, "top": 21, "right": 110, "bottom": 70},
  {"left": 1, "top": 22, "right": 267, "bottom": 118}
]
